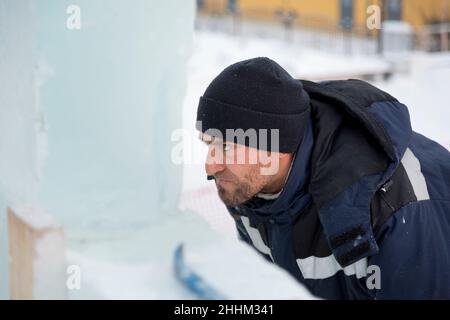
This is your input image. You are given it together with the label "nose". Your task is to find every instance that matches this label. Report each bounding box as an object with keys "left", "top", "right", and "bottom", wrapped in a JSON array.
[{"left": 205, "top": 145, "right": 225, "bottom": 177}]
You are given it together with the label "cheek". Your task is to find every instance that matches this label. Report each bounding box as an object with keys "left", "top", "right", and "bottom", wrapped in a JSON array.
[
  {"left": 236, "top": 165, "right": 263, "bottom": 186},
  {"left": 222, "top": 164, "right": 238, "bottom": 179},
  {"left": 225, "top": 164, "right": 249, "bottom": 182}
]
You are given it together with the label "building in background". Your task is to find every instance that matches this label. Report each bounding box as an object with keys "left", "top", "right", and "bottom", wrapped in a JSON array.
[{"left": 197, "top": 0, "right": 450, "bottom": 52}]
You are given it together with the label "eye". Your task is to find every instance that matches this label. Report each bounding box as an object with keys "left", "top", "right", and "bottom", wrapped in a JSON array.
[{"left": 223, "top": 143, "right": 232, "bottom": 152}]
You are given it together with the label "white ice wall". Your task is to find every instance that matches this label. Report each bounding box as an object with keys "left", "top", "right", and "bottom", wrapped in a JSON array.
[
  {"left": 37, "top": 0, "right": 194, "bottom": 239},
  {"left": 0, "top": 0, "right": 44, "bottom": 298},
  {"left": 0, "top": 0, "right": 195, "bottom": 298}
]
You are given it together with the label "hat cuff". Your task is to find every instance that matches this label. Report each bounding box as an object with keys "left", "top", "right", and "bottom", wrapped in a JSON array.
[{"left": 196, "top": 96, "right": 310, "bottom": 153}]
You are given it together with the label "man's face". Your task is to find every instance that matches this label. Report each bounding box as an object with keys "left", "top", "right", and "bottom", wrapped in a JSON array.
[{"left": 201, "top": 134, "right": 274, "bottom": 207}]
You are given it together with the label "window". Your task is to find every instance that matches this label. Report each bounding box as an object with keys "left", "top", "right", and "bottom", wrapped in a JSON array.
[
  {"left": 387, "top": 0, "right": 402, "bottom": 21},
  {"left": 340, "top": 0, "right": 354, "bottom": 30}
]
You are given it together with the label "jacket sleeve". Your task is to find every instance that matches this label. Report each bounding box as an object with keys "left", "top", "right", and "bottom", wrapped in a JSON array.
[{"left": 368, "top": 200, "right": 450, "bottom": 299}]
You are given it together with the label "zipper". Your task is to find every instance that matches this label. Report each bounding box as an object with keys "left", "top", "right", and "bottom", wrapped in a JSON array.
[{"left": 378, "top": 179, "right": 395, "bottom": 211}]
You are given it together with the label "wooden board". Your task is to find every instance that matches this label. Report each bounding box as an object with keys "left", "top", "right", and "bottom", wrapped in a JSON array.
[{"left": 8, "top": 207, "right": 66, "bottom": 299}]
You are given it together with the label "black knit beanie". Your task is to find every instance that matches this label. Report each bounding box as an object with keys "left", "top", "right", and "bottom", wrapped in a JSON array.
[{"left": 196, "top": 57, "right": 310, "bottom": 153}]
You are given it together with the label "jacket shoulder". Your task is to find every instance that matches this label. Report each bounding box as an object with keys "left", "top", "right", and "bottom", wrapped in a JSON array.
[{"left": 301, "top": 79, "right": 397, "bottom": 108}]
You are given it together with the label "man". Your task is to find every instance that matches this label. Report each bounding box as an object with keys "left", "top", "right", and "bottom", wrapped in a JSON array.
[{"left": 195, "top": 57, "right": 450, "bottom": 299}]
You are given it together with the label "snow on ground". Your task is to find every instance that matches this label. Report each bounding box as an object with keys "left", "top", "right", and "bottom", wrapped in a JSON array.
[{"left": 66, "top": 210, "right": 315, "bottom": 299}]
